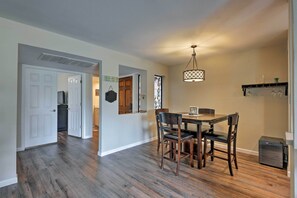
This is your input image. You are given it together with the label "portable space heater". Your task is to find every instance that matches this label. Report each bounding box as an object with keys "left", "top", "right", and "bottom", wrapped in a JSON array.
[{"left": 259, "top": 136, "right": 288, "bottom": 169}]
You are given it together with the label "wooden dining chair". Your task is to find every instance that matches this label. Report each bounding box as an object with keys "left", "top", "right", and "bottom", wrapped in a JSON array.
[
  {"left": 155, "top": 108, "right": 169, "bottom": 151},
  {"left": 159, "top": 112, "right": 194, "bottom": 176},
  {"left": 203, "top": 113, "right": 239, "bottom": 176},
  {"left": 198, "top": 108, "right": 215, "bottom": 115}
]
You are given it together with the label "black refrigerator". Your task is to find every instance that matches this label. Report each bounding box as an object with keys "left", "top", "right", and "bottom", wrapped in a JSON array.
[{"left": 58, "top": 104, "right": 68, "bottom": 132}]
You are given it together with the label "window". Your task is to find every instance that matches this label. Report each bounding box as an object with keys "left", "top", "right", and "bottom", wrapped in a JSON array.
[{"left": 154, "top": 75, "right": 163, "bottom": 109}]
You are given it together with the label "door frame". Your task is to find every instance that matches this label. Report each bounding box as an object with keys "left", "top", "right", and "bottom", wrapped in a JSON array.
[{"left": 20, "top": 64, "right": 92, "bottom": 150}]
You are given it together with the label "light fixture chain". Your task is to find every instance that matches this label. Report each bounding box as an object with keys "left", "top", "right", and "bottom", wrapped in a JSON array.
[
  {"left": 184, "top": 56, "right": 193, "bottom": 69},
  {"left": 194, "top": 54, "right": 198, "bottom": 69}
]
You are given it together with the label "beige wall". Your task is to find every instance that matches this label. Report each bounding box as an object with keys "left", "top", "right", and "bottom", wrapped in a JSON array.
[{"left": 168, "top": 43, "right": 288, "bottom": 152}]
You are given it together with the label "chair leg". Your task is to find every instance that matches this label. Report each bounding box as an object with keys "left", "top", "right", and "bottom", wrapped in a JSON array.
[
  {"left": 190, "top": 139, "right": 194, "bottom": 167},
  {"left": 210, "top": 140, "right": 214, "bottom": 161},
  {"left": 233, "top": 139, "right": 238, "bottom": 169},
  {"left": 176, "top": 142, "right": 181, "bottom": 176},
  {"left": 161, "top": 139, "right": 164, "bottom": 169},
  {"left": 157, "top": 133, "right": 160, "bottom": 151},
  {"left": 203, "top": 137, "right": 207, "bottom": 167},
  {"left": 227, "top": 143, "right": 233, "bottom": 176},
  {"left": 173, "top": 142, "right": 176, "bottom": 161}
]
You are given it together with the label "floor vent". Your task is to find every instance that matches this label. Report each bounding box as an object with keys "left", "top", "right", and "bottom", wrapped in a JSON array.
[{"left": 38, "top": 53, "right": 96, "bottom": 67}]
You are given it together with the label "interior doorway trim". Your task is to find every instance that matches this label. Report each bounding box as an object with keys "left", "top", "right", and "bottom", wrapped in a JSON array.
[{"left": 19, "top": 64, "right": 92, "bottom": 150}]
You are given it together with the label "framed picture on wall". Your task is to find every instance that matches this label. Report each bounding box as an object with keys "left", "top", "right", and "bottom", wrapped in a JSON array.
[
  {"left": 95, "top": 89, "right": 99, "bottom": 96},
  {"left": 189, "top": 106, "right": 198, "bottom": 115}
]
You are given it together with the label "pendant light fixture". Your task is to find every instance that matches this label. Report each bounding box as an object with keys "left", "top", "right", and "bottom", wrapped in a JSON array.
[{"left": 183, "top": 45, "right": 205, "bottom": 82}]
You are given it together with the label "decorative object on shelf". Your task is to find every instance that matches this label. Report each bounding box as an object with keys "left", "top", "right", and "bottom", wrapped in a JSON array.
[
  {"left": 183, "top": 45, "right": 205, "bottom": 82},
  {"left": 241, "top": 82, "right": 288, "bottom": 96},
  {"left": 189, "top": 106, "right": 198, "bottom": 115},
  {"left": 271, "top": 87, "right": 283, "bottom": 97},
  {"left": 271, "top": 88, "right": 277, "bottom": 97},
  {"left": 277, "top": 89, "right": 283, "bottom": 97},
  {"left": 246, "top": 89, "right": 252, "bottom": 96},
  {"left": 105, "top": 86, "right": 117, "bottom": 103},
  {"left": 274, "top": 77, "right": 279, "bottom": 83}
]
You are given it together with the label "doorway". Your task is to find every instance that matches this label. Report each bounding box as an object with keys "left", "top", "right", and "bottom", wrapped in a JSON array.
[
  {"left": 57, "top": 72, "right": 82, "bottom": 138},
  {"left": 22, "top": 65, "right": 85, "bottom": 148},
  {"left": 17, "top": 44, "right": 101, "bottom": 151},
  {"left": 92, "top": 75, "right": 100, "bottom": 143}
]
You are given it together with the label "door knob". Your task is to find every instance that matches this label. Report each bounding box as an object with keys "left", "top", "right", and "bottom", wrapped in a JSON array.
[{"left": 51, "top": 109, "right": 56, "bottom": 112}]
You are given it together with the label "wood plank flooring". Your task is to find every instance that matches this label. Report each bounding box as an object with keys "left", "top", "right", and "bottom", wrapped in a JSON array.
[{"left": 0, "top": 131, "right": 290, "bottom": 197}]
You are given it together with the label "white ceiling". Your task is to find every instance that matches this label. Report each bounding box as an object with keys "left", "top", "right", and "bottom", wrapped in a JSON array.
[{"left": 0, "top": 0, "right": 288, "bottom": 66}]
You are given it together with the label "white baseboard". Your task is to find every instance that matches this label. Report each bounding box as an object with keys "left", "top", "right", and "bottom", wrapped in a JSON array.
[
  {"left": 82, "top": 135, "right": 93, "bottom": 139},
  {"left": 0, "top": 176, "right": 18, "bottom": 188},
  {"left": 214, "top": 142, "right": 258, "bottom": 156},
  {"left": 17, "top": 147, "right": 25, "bottom": 152},
  {"left": 98, "top": 136, "right": 158, "bottom": 157},
  {"left": 98, "top": 137, "right": 258, "bottom": 157},
  {"left": 287, "top": 170, "right": 290, "bottom": 177}
]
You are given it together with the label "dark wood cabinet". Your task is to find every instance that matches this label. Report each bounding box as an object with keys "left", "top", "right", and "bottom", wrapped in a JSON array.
[
  {"left": 58, "top": 104, "right": 68, "bottom": 132},
  {"left": 119, "top": 76, "right": 133, "bottom": 114}
]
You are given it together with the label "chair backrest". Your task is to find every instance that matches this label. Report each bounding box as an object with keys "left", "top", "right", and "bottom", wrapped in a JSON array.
[
  {"left": 227, "top": 113, "right": 239, "bottom": 141},
  {"left": 199, "top": 108, "right": 215, "bottom": 115},
  {"left": 155, "top": 108, "right": 169, "bottom": 133},
  {"left": 159, "top": 112, "right": 182, "bottom": 140},
  {"left": 155, "top": 108, "right": 169, "bottom": 116}
]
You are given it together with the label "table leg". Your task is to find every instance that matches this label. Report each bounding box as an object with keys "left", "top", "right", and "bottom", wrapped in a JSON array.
[
  {"left": 197, "top": 124, "right": 202, "bottom": 169},
  {"left": 210, "top": 124, "right": 214, "bottom": 161}
]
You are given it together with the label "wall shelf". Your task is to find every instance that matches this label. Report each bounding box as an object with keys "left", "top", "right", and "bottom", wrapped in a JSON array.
[{"left": 241, "top": 82, "right": 288, "bottom": 96}]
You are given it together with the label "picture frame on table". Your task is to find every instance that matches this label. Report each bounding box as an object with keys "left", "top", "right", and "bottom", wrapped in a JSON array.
[{"left": 189, "top": 106, "right": 198, "bottom": 115}]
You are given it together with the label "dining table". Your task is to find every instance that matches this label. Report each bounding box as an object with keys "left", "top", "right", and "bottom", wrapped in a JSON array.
[{"left": 181, "top": 113, "right": 228, "bottom": 169}]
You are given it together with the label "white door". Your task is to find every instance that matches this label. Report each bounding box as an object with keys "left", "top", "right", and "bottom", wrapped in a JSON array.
[
  {"left": 24, "top": 67, "right": 57, "bottom": 148},
  {"left": 68, "top": 75, "right": 82, "bottom": 137}
]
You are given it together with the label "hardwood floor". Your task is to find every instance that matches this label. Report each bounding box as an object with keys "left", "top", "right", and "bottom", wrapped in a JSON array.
[{"left": 0, "top": 132, "right": 290, "bottom": 198}]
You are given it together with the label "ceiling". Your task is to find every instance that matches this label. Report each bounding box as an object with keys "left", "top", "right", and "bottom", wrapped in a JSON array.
[{"left": 0, "top": 0, "right": 288, "bottom": 66}]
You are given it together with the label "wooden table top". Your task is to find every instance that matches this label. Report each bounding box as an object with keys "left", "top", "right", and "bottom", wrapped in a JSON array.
[{"left": 181, "top": 113, "right": 228, "bottom": 123}]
